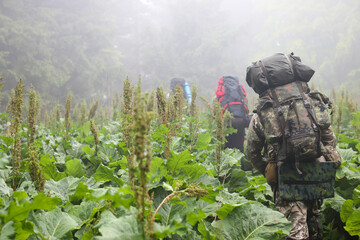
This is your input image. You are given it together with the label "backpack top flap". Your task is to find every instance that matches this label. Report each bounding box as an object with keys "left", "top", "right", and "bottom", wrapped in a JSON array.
[
  {"left": 246, "top": 53, "right": 315, "bottom": 94},
  {"left": 222, "top": 76, "right": 241, "bottom": 102}
]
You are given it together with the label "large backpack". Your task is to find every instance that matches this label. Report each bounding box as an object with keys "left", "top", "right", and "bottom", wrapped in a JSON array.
[
  {"left": 216, "top": 76, "right": 249, "bottom": 118},
  {"left": 246, "top": 53, "right": 331, "bottom": 164}
]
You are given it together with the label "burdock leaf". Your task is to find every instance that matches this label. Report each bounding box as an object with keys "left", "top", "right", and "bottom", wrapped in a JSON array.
[
  {"left": 340, "top": 199, "right": 354, "bottom": 223},
  {"left": 194, "top": 132, "right": 212, "bottom": 151},
  {"left": 97, "top": 214, "right": 143, "bottom": 240},
  {"left": 167, "top": 150, "right": 194, "bottom": 174},
  {"left": 344, "top": 208, "right": 360, "bottom": 237},
  {"left": 65, "top": 158, "right": 84, "bottom": 178},
  {"left": 45, "top": 177, "right": 82, "bottom": 202},
  {"left": 212, "top": 201, "right": 291, "bottom": 240},
  {"left": 93, "top": 164, "right": 124, "bottom": 187},
  {"left": 5, "top": 192, "right": 61, "bottom": 223},
  {"left": 32, "top": 207, "right": 78, "bottom": 239},
  {"left": 40, "top": 154, "right": 66, "bottom": 181}
]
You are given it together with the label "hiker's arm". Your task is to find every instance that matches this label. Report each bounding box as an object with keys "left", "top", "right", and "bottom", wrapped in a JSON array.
[
  {"left": 246, "top": 114, "right": 267, "bottom": 175},
  {"left": 321, "top": 126, "right": 337, "bottom": 148},
  {"left": 321, "top": 126, "right": 342, "bottom": 167}
]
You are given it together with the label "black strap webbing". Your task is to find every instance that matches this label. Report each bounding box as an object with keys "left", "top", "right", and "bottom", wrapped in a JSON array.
[{"left": 285, "top": 54, "right": 322, "bottom": 160}]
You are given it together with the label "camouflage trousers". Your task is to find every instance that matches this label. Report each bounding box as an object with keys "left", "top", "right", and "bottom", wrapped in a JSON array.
[{"left": 274, "top": 189, "right": 323, "bottom": 240}]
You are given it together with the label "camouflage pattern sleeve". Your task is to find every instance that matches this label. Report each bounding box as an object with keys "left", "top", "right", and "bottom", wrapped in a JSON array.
[
  {"left": 246, "top": 113, "right": 267, "bottom": 175},
  {"left": 321, "top": 126, "right": 342, "bottom": 167},
  {"left": 321, "top": 126, "right": 337, "bottom": 148}
]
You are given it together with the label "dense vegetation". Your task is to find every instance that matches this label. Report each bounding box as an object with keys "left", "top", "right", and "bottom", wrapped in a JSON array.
[{"left": 0, "top": 79, "right": 359, "bottom": 239}]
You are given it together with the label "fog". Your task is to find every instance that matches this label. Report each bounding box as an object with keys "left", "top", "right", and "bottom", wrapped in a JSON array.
[{"left": 0, "top": 0, "right": 359, "bottom": 105}]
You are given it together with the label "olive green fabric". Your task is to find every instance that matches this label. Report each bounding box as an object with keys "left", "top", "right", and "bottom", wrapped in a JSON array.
[
  {"left": 255, "top": 82, "right": 333, "bottom": 163},
  {"left": 278, "top": 161, "right": 336, "bottom": 201}
]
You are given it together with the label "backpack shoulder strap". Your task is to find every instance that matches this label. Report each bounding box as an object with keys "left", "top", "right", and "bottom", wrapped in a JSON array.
[
  {"left": 259, "top": 60, "right": 288, "bottom": 161},
  {"left": 286, "top": 54, "right": 322, "bottom": 171}
]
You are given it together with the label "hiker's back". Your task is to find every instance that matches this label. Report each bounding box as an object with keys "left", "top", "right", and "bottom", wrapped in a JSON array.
[
  {"left": 216, "top": 76, "right": 250, "bottom": 155},
  {"left": 247, "top": 53, "right": 327, "bottom": 163},
  {"left": 245, "top": 52, "right": 342, "bottom": 239}
]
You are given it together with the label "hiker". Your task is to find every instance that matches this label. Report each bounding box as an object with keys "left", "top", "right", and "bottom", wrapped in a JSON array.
[
  {"left": 169, "top": 78, "right": 192, "bottom": 105},
  {"left": 245, "top": 53, "right": 341, "bottom": 240},
  {"left": 215, "top": 76, "right": 250, "bottom": 153}
]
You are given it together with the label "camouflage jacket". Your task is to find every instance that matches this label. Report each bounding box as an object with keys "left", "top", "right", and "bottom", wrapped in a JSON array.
[{"left": 246, "top": 113, "right": 339, "bottom": 175}]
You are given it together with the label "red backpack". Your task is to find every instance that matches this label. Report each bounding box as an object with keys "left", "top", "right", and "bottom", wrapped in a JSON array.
[{"left": 216, "top": 76, "right": 249, "bottom": 118}]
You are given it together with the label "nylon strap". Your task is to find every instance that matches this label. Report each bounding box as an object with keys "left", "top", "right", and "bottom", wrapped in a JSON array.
[{"left": 285, "top": 54, "right": 322, "bottom": 162}]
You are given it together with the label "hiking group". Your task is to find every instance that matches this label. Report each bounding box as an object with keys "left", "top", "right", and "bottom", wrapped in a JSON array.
[{"left": 171, "top": 52, "right": 342, "bottom": 240}]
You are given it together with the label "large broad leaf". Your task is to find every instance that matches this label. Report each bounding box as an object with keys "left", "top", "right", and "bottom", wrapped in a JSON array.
[
  {"left": 166, "top": 150, "right": 205, "bottom": 180},
  {"left": 152, "top": 186, "right": 176, "bottom": 226},
  {"left": 152, "top": 187, "right": 185, "bottom": 224},
  {"left": 45, "top": 176, "right": 83, "bottom": 202},
  {"left": 88, "top": 186, "right": 134, "bottom": 209},
  {"left": 13, "top": 221, "right": 35, "bottom": 240},
  {"left": 340, "top": 199, "right": 354, "bottom": 223},
  {"left": 68, "top": 200, "right": 98, "bottom": 225},
  {"left": 40, "top": 154, "right": 66, "bottom": 181},
  {"left": 54, "top": 144, "right": 67, "bottom": 164},
  {"left": 0, "top": 150, "right": 11, "bottom": 168},
  {"left": 94, "top": 210, "right": 117, "bottom": 228},
  {"left": 338, "top": 135, "right": 360, "bottom": 153},
  {"left": 167, "top": 150, "right": 194, "bottom": 174},
  {"left": 0, "top": 178, "right": 11, "bottom": 196},
  {"left": 225, "top": 165, "right": 249, "bottom": 192},
  {"left": 32, "top": 207, "right": 78, "bottom": 240},
  {"left": 344, "top": 208, "right": 360, "bottom": 237},
  {"left": 65, "top": 158, "right": 84, "bottom": 178},
  {"left": 42, "top": 138, "right": 55, "bottom": 156},
  {"left": 336, "top": 165, "right": 360, "bottom": 199},
  {"left": 354, "top": 185, "right": 360, "bottom": 207},
  {"left": 0, "top": 221, "right": 15, "bottom": 240},
  {"left": 194, "top": 132, "right": 212, "bottom": 151},
  {"left": 215, "top": 192, "right": 248, "bottom": 219},
  {"left": 212, "top": 201, "right": 291, "bottom": 240},
  {"left": 149, "top": 157, "right": 166, "bottom": 182},
  {"left": 69, "top": 181, "right": 93, "bottom": 204},
  {"left": 98, "top": 142, "right": 119, "bottom": 162},
  {"left": 0, "top": 135, "right": 14, "bottom": 149},
  {"left": 81, "top": 144, "right": 94, "bottom": 157},
  {"left": 93, "top": 164, "right": 124, "bottom": 187},
  {"left": 5, "top": 192, "right": 61, "bottom": 223},
  {"left": 323, "top": 193, "right": 346, "bottom": 213},
  {"left": 337, "top": 147, "right": 357, "bottom": 162},
  {"left": 182, "top": 163, "right": 206, "bottom": 180},
  {"left": 216, "top": 148, "right": 244, "bottom": 177},
  {"left": 67, "top": 139, "right": 83, "bottom": 159},
  {"left": 96, "top": 214, "right": 143, "bottom": 240},
  {"left": 152, "top": 186, "right": 196, "bottom": 237},
  {"left": 0, "top": 169, "right": 11, "bottom": 183},
  {"left": 198, "top": 219, "right": 216, "bottom": 240},
  {"left": 192, "top": 174, "right": 220, "bottom": 188}
]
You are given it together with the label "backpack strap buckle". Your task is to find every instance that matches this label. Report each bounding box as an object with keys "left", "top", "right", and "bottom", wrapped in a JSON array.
[
  {"left": 312, "top": 122, "right": 318, "bottom": 131},
  {"left": 303, "top": 99, "right": 311, "bottom": 108}
]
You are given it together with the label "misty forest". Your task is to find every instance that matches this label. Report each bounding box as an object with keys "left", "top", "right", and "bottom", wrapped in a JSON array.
[{"left": 0, "top": 0, "right": 360, "bottom": 239}]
